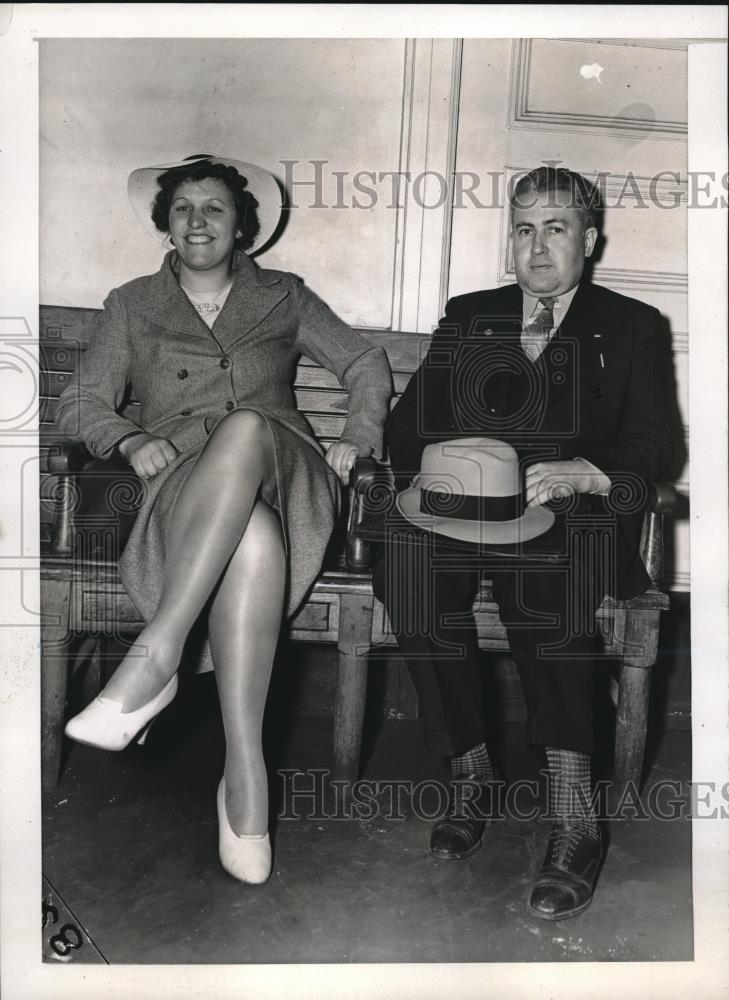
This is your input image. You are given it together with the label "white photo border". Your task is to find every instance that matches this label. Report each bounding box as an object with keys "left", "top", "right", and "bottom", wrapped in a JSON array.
[{"left": 1, "top": 5, "right": 726, "bottom": 999}]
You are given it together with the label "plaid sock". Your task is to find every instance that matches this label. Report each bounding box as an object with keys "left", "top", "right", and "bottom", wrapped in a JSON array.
[
  {"left": 451, "top": 741, "right": 496, "bottom": 782},
  {"left": 545, "top": 746, "right": 599, "bottom": 837}
]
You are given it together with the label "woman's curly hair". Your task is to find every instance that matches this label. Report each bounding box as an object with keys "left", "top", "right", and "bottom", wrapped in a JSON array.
[{"left": 151, "top": 156, "right": 261, "bottom": 252}]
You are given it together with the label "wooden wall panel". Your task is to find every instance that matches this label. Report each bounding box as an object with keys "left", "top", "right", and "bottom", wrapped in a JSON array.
[{"left": 509, "top": 39, "right": 688, "bottom": 139}]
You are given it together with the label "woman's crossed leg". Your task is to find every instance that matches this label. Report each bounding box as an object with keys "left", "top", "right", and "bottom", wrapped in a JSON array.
[{"left": 101, "top": 409, "right": 285, "bottom": 832}]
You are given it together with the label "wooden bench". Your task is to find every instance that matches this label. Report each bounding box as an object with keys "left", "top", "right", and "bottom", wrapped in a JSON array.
[{"left": 39, "top": 305, "right": 675, "bottom": 793}]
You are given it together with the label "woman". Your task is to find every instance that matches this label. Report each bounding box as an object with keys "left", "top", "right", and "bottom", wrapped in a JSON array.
[{"left": 56, "top": 153, "right": 392, "bottom": 885}]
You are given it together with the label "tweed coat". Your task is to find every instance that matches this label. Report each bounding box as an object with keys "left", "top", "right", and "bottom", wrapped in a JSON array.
[
  {"left": 386, "top": 279, "right": 674, "bottom": 599},
  {"left": 55, "top": 251, "right": 393, "bottom": 666}
]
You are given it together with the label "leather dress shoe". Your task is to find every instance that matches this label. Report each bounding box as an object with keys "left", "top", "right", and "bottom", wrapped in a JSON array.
[
  {"left": 429, "top": 773, "right": 499, "bottom": 861},
  {"left": 527, "top": 823, "right": 604, "bottom": 920}
]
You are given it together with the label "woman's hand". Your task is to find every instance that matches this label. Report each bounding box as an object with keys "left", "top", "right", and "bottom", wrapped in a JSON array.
[
  {"left": 524, "top": 459, "right": 599, "bottom": 508},
  {"left": 324, "top": 440, "right": 372, "bottom": 485},
  {"left": 120, "top": 433, "right": 179, "bottom": 479}
]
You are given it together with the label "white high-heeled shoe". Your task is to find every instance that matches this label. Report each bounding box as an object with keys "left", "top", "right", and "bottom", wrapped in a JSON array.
[
  {"left": 217, "top": 778, "right": 271, "bottom": 885},
  {"left": 64, "top": 674, "right": 178, "bottom": 751}
]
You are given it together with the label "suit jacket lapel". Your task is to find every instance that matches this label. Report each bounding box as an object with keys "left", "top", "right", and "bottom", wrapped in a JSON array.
[
  {"left": 470, "top": 284, "right": 523, "bottom": 337},
  {"left": 460, "top": 285, "right": 523, "bottom": 423},
  {"left": 540, "top": 280, "right": 601, "bottom": 409}
]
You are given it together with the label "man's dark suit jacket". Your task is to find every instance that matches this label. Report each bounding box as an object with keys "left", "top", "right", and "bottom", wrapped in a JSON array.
[{"left": 386, "top": 279, "right": 674, "bottom": 601}]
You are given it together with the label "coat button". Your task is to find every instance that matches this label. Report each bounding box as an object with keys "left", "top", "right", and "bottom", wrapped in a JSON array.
[
  {"left": 180, "top": 409, "right": 192, "bottom": 416},
  {"left": 225, "top": 401, "right": 235, "bottom": 412},
  {"left": 220, "top": 357, "right": 231, "bottom": 369},
  {"left": 593, "top": 388, "right": 604, "bottom": 398},
  {"left": 177, "top": 369, "right": 188, "bottom": 380}
]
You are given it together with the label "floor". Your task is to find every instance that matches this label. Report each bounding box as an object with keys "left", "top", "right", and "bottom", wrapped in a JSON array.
[{"left": 42, "top": 669, "right": 693, "bottom": 966}]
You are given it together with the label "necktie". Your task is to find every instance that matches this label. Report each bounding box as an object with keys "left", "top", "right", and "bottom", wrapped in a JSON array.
[{"left": 522, "top": 297, "right": 556, "bottom": 362}]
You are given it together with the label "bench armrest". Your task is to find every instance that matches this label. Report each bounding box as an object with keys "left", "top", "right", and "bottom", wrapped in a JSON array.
[
  {"left": 641, "top": 481, "right": 677, "bottom": 586},
  {"left": 47, "top": 439, "right": 93, "bottom": 474},
  {"left": 345, "top": 458, "right": 394, "bottom": 572},
  {"left": 46, "top": 440, "right": 95, "bottom": 554},
  {"left": 649, "top": 481, "right": 677, "bottom": 515}
]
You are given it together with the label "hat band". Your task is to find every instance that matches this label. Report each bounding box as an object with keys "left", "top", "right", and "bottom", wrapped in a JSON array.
[{"left": 420, "top": 487, "right": 524, "bottom": 523}]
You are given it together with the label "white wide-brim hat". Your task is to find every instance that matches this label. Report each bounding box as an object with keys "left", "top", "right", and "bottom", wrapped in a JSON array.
[
  {"left": 397, "top": 437, "right": 555, "bottom": 545},
  {"left": 127, "top": 154, "right": 282, "bottom": 254}
]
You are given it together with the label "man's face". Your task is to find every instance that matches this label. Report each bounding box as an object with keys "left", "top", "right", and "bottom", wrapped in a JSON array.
[{"left": 511, "top": 188, "right": 597, "bottom": 297}]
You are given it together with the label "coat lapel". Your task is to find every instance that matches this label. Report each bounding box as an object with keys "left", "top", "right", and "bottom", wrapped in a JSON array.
[
  {"left": 130, "top": 253, "right": 204, "bottom": 339},
  {"left": 211, "top": 252, "right": 289, "bottom": 349},
  {"left": 130, "top": 251, "right": 289, "bottom": 346}
]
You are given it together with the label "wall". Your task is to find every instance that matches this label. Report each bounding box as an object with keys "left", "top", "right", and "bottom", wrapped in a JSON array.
[{"left": 40, "top": 38, "right": 407, "bottom": 327}]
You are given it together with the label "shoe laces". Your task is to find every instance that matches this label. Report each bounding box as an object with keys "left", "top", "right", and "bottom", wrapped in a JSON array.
[{"left": 548, "top": 825, "right": 589, "bottom": 865}]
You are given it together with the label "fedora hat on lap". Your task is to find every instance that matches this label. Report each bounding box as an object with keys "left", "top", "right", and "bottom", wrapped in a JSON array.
[
  {"left": 128, "top": 153, "right": 282, "bottom": 253},
  {"left": 396, "top": 437, "right": 554, "bottom": 545}
]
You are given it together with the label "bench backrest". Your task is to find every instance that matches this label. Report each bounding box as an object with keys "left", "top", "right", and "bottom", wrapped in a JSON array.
[{"left": 39, "top": 304, "right": 425, "bottom": 539}]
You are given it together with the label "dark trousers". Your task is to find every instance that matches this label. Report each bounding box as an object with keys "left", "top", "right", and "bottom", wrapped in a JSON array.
[{"left": 371, "top": 512, "right": 608, "bottom": 757}]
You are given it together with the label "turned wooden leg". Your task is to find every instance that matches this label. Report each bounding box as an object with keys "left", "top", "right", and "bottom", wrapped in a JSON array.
[
  {"left": 333, "top": 591, "right": 374, "bottom": 783},
  {"left": 614, "top": 663, "right": 652, "bottom": 791},
  {"left": 40, "top": 577, "right": 73, "bottom": 791},
  {"left": 74, "top": 634, "right": 102, "bottom": 703},
  {"left": 613, "top": 607, "right": 660, "bottom": 793}
]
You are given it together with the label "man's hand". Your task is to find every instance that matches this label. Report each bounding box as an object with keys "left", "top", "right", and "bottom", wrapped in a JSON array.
[
  {"left": 524, "top": 459, "right": 600, "bottom": 508},
  {"left": 120, "top": 433, "right": 179, "bottom": 479},
  {"left": 324, "top": 439, "right": 373, "bottom": 485}
]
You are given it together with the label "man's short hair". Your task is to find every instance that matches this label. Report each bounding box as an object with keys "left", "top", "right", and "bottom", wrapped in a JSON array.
[{"left": 510, "top": 166, "right": 602, "bottom": 232}]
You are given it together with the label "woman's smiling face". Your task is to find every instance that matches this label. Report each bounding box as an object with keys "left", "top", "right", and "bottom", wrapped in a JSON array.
[{"left": 168, "top": 177, "right": 239, "bottom": 275}]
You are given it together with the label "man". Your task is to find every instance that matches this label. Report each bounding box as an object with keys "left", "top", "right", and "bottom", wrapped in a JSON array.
[{"left": 372, "top": 166, "right": 673, "bottom": 920}]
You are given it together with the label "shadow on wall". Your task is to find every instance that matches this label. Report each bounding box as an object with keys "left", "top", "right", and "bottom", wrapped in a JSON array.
[{"left": 253, "top": 173, "right": 291, "bottom": 258}]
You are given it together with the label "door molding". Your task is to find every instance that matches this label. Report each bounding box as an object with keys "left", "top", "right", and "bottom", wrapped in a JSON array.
[{"left": 391, "top": 38, "right": 463, "bottom": 333}]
